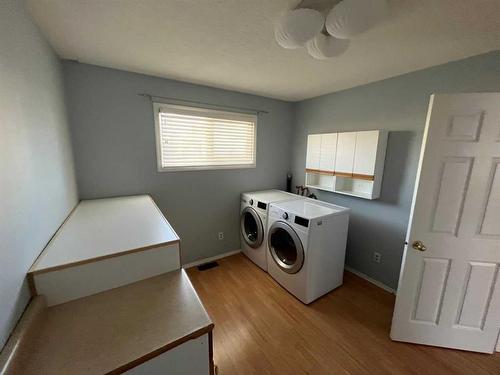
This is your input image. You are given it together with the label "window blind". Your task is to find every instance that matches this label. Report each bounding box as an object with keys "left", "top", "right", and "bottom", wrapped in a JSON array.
[{"left": 155, "top": 103, "right": 257, "bottom": 171}]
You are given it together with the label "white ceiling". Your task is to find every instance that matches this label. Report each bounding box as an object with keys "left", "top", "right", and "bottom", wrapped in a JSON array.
[{"left": 27, "top": 0, "right": 500, "bottom": 101}]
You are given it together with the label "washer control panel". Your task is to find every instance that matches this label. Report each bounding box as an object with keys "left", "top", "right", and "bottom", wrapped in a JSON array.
[{"left": 242, "top": 195, "right": 268, "bottom": 215}]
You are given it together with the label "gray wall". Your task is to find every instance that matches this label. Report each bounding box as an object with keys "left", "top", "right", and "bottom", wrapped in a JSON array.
[
  {"left": 291, "top": 51, "right": 500, "bottom": 290},
  {"left": 0, "top": 2, "right": 78, "bottom": 348},
  {"left": 63, "top": 62, "right": 293, "bottom": 264}
]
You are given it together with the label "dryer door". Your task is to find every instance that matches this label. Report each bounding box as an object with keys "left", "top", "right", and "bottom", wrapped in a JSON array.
[
  {"left": 268, "top": 221, "right": 304, "bottom": 274},
  {"left": 240, "top": 207, "right": 264, "bottom": 249}
]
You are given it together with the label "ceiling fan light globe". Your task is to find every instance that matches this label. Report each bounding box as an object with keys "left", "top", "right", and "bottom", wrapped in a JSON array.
[
  {"left": 274, "top": 8, "right": 325, "bottom": 49},
  {"left": 326, "top": 0, "right": 387, "bottom": 39},
  {"left": 306, "top": 33, "right": 350, "bottom": 59}
]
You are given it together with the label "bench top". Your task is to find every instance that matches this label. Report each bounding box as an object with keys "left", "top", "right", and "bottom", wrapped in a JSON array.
[{"left": 29, "top": 195, "right": 180, "bottom": 274}]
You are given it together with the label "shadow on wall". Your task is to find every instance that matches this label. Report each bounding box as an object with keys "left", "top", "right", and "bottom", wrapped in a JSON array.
[
  {"left": 379, "top": 131, "right": 416, "bottom": 205},
  {"left": 345, "top": 130, "right": 419, "bottom": 289},
  {"left": 312, "top": 130, "right": 419, "bottom": 290}
]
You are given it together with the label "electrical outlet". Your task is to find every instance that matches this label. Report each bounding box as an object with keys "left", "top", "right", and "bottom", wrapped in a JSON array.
[
  {"left": 373, "top": 252, "right": 381, "bottom": 263},
  {"left": 218, "top": 232, "right": 224, "bottom": 240}
]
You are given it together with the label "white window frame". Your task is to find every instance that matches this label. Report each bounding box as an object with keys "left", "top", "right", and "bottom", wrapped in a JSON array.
[{"left": 153, "top": 102, "right": 257, "bottom": 172}]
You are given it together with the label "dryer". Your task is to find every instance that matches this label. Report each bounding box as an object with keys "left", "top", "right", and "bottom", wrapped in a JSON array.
[
  {"left": 266, "top": 199, "right": 349, "bottom": 304},
  {"left": 240, "top": 190, "right": 302, "bottom": 271}
]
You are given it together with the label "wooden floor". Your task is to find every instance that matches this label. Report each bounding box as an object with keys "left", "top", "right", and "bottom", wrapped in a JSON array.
[{"left": 186, "top": 253, "right": 500, "bottom": 375}]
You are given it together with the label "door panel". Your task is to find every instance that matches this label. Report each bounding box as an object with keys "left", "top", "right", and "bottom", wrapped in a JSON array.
[
  {"left": 446, "top": 112, "right": 484, "bottom": 142},
  {"left": 306, "top": 134, "right": 321, "bottom": 170},
  {"left": 456, "top": 262, "right": 498, "bottom": 329},
  {"left": 353, "top": 131, "right": 379, "bottom": 175},
  {"left": 413, "top": 258, "right": 450, "bottom": 323},
  {"left": 430, "top": 157, "right": 473, "bottom": 235},
  {"left": 478, "top": 159, "right": 500, "bottom": 236},
  {"left": 319, "top": 133, "right": 337, "bottom": 172},
  {"left": 391, "top": 93, "right": 500, "bottom": 353},
  {"left": 335, "top": 132, "right": 356, "bottom": 174}
]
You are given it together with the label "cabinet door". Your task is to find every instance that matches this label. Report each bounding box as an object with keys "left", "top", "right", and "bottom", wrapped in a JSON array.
[
  {"left": 335, "top": 132, "right": 356, "bottom": 175},
  {"left": 306, "top": 134, "right": 321, "bottom": 169},
  {"left": 319, "top": 133, "right": 337, "bottom": 172},
  {"left": 124, "top": 334, "right": 210, "bottom": 374},
  {"left": 353, "top": 131, "right": 379, "bottom": 176}
]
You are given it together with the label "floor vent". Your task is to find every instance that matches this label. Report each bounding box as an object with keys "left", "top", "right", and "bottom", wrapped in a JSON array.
[{"left": 197, "top": 261, "right": 219, "bottom": 271}]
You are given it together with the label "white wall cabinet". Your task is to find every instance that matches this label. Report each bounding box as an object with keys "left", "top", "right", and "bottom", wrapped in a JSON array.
[{"left": 305, "top": 130, "right": 388, "bottom": 199}]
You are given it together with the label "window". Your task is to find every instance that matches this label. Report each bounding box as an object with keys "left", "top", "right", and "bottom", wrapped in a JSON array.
[{"left": 154, "top": 103, "right": 257, "bottom": 171}]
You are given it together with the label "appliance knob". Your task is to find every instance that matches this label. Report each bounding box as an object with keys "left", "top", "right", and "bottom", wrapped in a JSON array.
[
  {"left": 249, "top": 199, "right": 254, "bottom": 205},
  {"left": 282, "top": 212, "right": 289, "bottom": 220}
]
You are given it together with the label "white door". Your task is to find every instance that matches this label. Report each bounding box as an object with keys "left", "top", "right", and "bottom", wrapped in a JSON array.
[
  {"left": 306, "top": 134, "right": 321, "bottom": 170},
  {"left": 319, "top": 133, "right": 337, "bottom": 172},
  {"left": 335, "top": 132, "right": 356, "bottom": 175},
  {"left": 391, "top": 93, "right": 500, "bottom": 353}
]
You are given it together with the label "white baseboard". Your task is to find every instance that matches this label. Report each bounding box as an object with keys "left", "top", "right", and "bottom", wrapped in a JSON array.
[
  {"left": 344, "top": 266, "right": 396, "bottom": 295},
  {"left": 182, "top": 249, "right": 241, "bottom": 269}
]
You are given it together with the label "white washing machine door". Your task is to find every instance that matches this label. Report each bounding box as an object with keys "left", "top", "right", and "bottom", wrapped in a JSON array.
[
  {"left": 268, "top": 221, "right": 304, "bottom": 274},
  {"left": 240, "top": 206, "right": 264, "bottom": 249}
]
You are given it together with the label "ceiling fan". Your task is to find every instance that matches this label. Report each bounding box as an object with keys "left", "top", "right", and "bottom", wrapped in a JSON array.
[{"left": 275, "top": 0, "right": 388, "bottom": 59}]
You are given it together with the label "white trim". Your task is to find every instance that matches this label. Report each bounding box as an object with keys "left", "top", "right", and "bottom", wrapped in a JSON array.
[
  {"left": 34, "top": 244, "right": 180, "bottom": 306},
  {"left": 182, "top": 249, "right": 241, "bottom": 269},
  {"left": 156, "top": 164, "right": 256, "bottom": 173},
  {"left": 344, "top": 266, "right": 396, "bottom": 294}
]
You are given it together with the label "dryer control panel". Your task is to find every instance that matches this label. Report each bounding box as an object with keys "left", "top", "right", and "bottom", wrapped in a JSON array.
[{"left": 269, "top": 206, "right": 309, "bottom": 228}]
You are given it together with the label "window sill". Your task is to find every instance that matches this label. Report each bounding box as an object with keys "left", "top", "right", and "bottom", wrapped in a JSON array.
[{"left": 157, "top": 164, "right": 256, "bottom": 172}]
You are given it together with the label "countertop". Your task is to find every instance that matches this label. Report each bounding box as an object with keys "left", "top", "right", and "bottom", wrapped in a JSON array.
[
  {"left": 7, "top": 270, "right": 213, "bottom": 374},
  {"left": 29, "top": 195, "right": 180, "bottom": 274}
]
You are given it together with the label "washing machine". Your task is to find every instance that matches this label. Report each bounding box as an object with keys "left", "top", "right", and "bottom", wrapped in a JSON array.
[
  {"left": 240, "top": 190, "right": 302, "bottom": 271},
  {"left": 266, "top": 198, "right": 350, "bottom": 304}
]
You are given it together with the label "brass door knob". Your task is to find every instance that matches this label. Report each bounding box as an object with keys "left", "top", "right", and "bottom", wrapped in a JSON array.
[{"left": 412, "top": 240, "right": 426, "bottom": 252}]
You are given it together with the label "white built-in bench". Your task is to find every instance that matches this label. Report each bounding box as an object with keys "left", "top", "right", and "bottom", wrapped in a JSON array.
[{"left": 28, "top": 195, "right": 180, "bottom": 305}]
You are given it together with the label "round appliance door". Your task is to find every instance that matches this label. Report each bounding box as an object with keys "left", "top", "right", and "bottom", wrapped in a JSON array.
[
  {"left": 268, "top": 221, "right": 304, "bottom": 274},
  {"left": 240, "top": 207, "right": 264, "bottom": 249}
]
